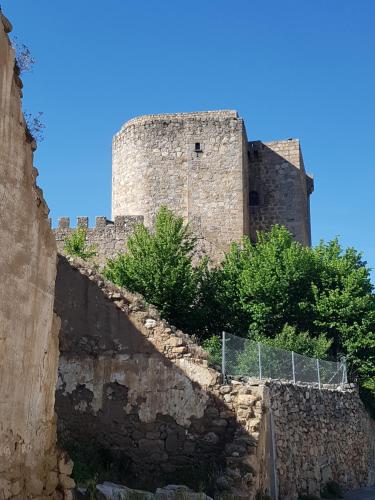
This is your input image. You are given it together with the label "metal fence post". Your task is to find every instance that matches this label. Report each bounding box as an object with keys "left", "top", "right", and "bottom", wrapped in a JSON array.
[
  {"left": 258, "top": 342, "right": 262, "bottom": 380},
  {"left": 292, "top": 351, "right": 296, "bottom": 383},
  {"left": 316, "top": 358, "right": 321, "bottom": 389},
  {"left": 341, "top": 357, "right": 347, "bottom": 384},
  {"left": 222, "top": 331, "right": 226, "bottom": 382}
]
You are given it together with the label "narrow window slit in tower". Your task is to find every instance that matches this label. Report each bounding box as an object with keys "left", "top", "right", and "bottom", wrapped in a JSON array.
[
  {"left": 195, "top": 142, "right": 202, "bottom": 152},
  {"left": 249, "top": 190, "right": 260, "bottom": 206}
]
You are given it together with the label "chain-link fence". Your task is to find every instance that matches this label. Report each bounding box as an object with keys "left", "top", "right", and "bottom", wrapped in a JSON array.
[{"left": 221, "top": 332, "right": 347, "bottom": 387}]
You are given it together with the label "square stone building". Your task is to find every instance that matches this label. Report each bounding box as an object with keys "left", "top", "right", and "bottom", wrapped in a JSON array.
[{"left": 112, "top": 110, "right": 313, "bottom": 260}]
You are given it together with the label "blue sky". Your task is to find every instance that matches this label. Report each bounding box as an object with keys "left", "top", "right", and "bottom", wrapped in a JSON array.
[{"left": 4, "top": 0, "right": 375, "bottom": 280}]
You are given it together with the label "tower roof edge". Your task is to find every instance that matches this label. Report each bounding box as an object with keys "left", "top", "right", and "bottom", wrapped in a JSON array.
[{"left": 114, "top": 110, "right": 240, "bottom": 137}]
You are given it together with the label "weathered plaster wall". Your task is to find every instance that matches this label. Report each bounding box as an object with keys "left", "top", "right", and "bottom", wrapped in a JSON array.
[
  {"left": 248, "top": 139, "right": 314, "bottom": 245},
  {"left": 54, "top": 215, "right": 143, "bottom": 266},
  {"left": 54, "top": 256, "right": 269, "bottom": 498},
  {"left": 54, "top": 256, "right": 374, "bottom": 499},
  {"left": 0, "top": 13, "right": 74, "bottom": 498},
  {"left": 112, "top": 111, "right": 250, "bottom": 261}
]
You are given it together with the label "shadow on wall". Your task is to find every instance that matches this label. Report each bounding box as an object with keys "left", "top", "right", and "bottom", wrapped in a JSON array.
[
  {"left": 248, "top": 141, "right": 313, "bottom": 246},
  {"left": 53, "top": 255, "right": 270, "bottom": 497}
]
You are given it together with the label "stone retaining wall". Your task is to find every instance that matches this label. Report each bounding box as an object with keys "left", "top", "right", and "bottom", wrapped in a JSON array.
[
  {"left": 267, "top": 382, "right": 375, "bottom": 499},
  {"left": 54, "top": 256, "right": 374, "bottom": 499},
  {"left": 54, "top": 255, "right": 269, "bottom": 498}
]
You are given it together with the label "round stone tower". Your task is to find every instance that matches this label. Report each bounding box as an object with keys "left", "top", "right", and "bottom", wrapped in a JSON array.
[{"left": 112, "top": 110, "right": 250, "bottom": 260}]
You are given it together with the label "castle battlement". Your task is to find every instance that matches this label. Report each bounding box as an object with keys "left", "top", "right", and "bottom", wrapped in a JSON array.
[
  {"left": 54, "top": 215, "right": 143, "bottom": 230},
  {"left": 53, "top": 215, "right": 143, "bottom": 265}
]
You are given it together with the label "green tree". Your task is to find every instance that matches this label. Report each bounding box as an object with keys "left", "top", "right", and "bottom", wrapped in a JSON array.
[
  {"left": 213, "top": 227, "right": 318, "bottom": 337},
  {"left": 254, "top": 324, "right": 332, "bottom": 359},
  {"left": 64, "top": 228, "right": 97, "bottom": 261},
  {"left": 103, "top": 206, "right": 209, "bottom": 333},
  {"left": 214, "top": 225, "right": 375, "bottom": 411}
]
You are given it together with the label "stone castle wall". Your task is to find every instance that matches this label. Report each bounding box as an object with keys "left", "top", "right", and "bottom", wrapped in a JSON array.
[
  {"left": 112, "top": 110, "right": 250, "bottom": 262},
  {"left": 54, "top": 113, "right": 314, "bottom": 265},
  {"left": 54, "top": 256, "right": 374, "bottom": 499},
  {"left": 54, "top": 215, "right": 143, "bottom": 266},
  {"left": 248, "top": 139, "right": 313, "bottom": 245},
  {"left": 0, "top": 13, "right": 73, "bottom": 498}
]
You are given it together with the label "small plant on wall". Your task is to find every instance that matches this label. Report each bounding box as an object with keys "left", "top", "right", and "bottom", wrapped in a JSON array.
[
  {"left": 24, "top": 112, "right": 45, "bottom": 143},
  {"left": 64, "top": 228, "right": 97, "bottom": 261},
  {"left": 11, "top": 36, "right": 36, "bottom": 74}
]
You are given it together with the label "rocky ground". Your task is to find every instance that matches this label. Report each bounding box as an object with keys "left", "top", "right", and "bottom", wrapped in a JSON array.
[{"left": 76, "top": 482, "right": 213, "bottom": 499}]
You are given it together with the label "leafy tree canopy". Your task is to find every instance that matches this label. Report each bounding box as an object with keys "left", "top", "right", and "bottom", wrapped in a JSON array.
[
  {"left": 103, "top": 213, "right": 374, "bottom": 412},
  {"left": 214, "top": 226, "right": 374, "bottom": 412},
  {"left": 103, "top": 206, "right": 208, "bottom": 333}
]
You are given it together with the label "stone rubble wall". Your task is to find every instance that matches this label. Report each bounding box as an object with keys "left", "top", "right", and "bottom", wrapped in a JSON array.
[
  {"left": 53, "top": 215, "right": 143, "bottom": 267},
  {"left": 0, "top": 12, "right": 74, "bottom": 499},
  {"left": 248, "top": 139, "right": 313, "bottom": 245},
  {"left": 54, "top": 256, "right": 374, "bottom": 499},
  {"left": 54, "top": 255, "right": 269, "bottom": 499},
  {"left": 54, "top": 255, "right": 375, "bottom": 499},
  {"left": 112, "top": 110, "right": 250, "bottom": 263},
  {"left": 267, "top": 382, "right": 375, "bottom": 499}
]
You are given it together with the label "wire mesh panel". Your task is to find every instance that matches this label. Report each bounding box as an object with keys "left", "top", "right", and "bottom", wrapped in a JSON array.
[
  {"left": 293, "top": 351, "right": 320, "bottom": 385},
  {"left": 319, "top": 359, "right": 346, "bottom": 385},
  {"left": 222, "top": 332, "right": 347, "bottom": 387},
  {"left": 224, "top": 334, "right": 260, "bottom": 378},
  {"left": 260, "top": 343, "right": 294, "bottom": 381}
]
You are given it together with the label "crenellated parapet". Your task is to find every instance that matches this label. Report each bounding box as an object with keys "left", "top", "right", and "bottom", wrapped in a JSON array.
[{"left": 53, "top": 215, "right": 144, "bottom": 265}]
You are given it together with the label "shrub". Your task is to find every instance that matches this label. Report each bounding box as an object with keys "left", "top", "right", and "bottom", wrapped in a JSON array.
[
  {"left": 64, "top": 228, "right": 97, "bottom": 261},
  {"left": 202, "top": 335, "right": 222, "bottom": 367}
]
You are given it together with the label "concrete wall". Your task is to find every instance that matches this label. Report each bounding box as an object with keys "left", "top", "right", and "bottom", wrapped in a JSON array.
[
  {"left": 248, "top": 139, "right": 314, "bottom": 245},
  {"left": 112, "top": 111, "right": 250, "bottom": 261},
  {"left": 0, "top": 12, "right": 74, "bottom": 498}
]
